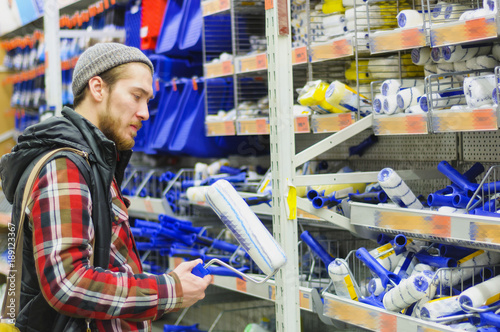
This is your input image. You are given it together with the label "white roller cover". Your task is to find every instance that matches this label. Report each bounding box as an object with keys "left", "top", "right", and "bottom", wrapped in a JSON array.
[{"left": 206, "top": 179, "right": 287, "bottom": 275}]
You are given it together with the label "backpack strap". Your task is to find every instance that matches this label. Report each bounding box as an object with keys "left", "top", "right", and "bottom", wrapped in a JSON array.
[{"left": 1, "top": 147, "right": 90, "bottom": 322}]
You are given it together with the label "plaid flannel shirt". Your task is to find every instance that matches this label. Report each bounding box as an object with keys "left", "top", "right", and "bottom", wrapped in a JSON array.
[{"left": 26, "top": 157, "right": 183, "bottom": 331}]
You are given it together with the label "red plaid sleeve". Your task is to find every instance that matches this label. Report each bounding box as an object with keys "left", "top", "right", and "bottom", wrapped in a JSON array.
[{"left": 27, "top": 157, "right": 183, "bottom": 323}]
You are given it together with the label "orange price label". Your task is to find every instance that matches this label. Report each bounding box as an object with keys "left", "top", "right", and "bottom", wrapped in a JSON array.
[
  {"left": 332, "top": 38, "right": 351, "bottom": 56},
  {"left": 401, "top": 28, "right": 425, "bottom": 48},
  {"left": 265, "top": 0, "right": 273, "bottom": 10},
  {"left": 144, "top": 200, "right": 154, "bottom": 213},
  {"left": 256, "top": 118, "right": 267, "bottom": 134},
  {"left": 236, "top": 278, "right": 247, "bottom": 292},
  {"left": 299, "top": 291, "right": 310, "bottom": 309},
  {"left": 405, "top": 114, "right": 428, "bottom": 134},
  {"left": 220, "top": 0, "right": 230, "bottom": 10},
  {"left": 465, "top": 17, "right": 492, "bottom": 40},
  {"left": 472, "top": 109, "right": 497, "bottom": 130},
  {"left": 269, "top": 285, "right": 276, "bottom": 301},
  {"left": 294, "top": 116, "right": 309, "bottom": 133},
  {"left": 432, "top": 110, "right": 497, "bottom": 132},
  {"left": 224, "top": 121, "right": 235, "bottom": 135},
  {"left": 256, "top": 54, "right": 267, "bottom": 70},
  {"left": 293, "top": 46, "right": 307, "bottom": 64},
  {"left": 221, "top": 60, "right": 233, "bottom": 75}
]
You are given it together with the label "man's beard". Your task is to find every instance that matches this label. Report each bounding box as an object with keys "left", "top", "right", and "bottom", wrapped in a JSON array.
[{"left": 99, "top": 104, "right": 140, "bottom": 151}]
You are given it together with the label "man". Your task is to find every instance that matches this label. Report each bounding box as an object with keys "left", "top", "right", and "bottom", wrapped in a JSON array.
[{"left": 0, "top": 43, "right": 212, "bottom": 331}]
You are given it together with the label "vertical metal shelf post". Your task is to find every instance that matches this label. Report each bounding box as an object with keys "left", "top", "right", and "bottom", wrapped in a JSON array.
[
  {"left": 265, "top": 0, "right": 300, "bottom": 331},
  {"left": 44, "top": 0, "right": 62, "bottom": 116}
]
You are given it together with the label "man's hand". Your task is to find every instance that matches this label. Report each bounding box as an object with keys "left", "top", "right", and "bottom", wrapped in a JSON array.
[{"left": 172, "top": 259, "right": 213, "bottom": 308}]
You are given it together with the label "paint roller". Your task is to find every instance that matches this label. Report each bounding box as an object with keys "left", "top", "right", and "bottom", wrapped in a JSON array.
[
  {"left": 378, "top": 168, "right": 424, "bottom": 209},
  {"left": 356, "top": 247, "right": 401, "bottom": 288},
  {"left": 383, "top": 270, "right": 435, "bottom": 312},
  {"left": 192, "top": 180, "right": 287, "bottom": 283}
]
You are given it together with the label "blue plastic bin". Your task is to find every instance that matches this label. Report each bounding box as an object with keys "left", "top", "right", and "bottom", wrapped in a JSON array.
[
  {"left": 155, "top": 0, "right": 187, "bottom": 55},
  {"left": 177, "top": 0, "right": 203, "bottom": 53}
]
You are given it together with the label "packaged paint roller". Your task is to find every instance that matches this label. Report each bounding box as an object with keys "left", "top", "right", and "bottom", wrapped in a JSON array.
[
  {"left": 484, "top": 0, "right": 498, "bottom": 12},
  {"left": 405, "top": 104, "right": 426, "bottom": 114},
  {"left": 383, "top": 270, "right": 435, "bottom": 312},
  {"left": 321, "top": 14, "right": 346, "bottom": 27},
  {"left": 464, "top": 75, "right": 497, "bottom": 108},
  {"left": 357, "top": 247, "right": 401, "bottom": 288},
  {"left": 459, "top": 275, "right": 500, "bottom": 308},
  {"left": 383, "top": 96, "right": 400, "bottom": 114},
  {"left": 397, "top": 10, "right": 423, "bottom": 28},
  {"left": 328, "top": 258, "right": 359, "bottom": 300},
  {"left": 431, "top": 1, "right": 450, "bottom": 22},
  {"left": 419, "top": 91, "right": 465, "bottom": 112},
  {"left": 420, "top": 296, "right": 464, "bottom": 321},
  {"left": 466, "top": 56, "right": 498, "bottom": 70},
  {"left": 193, "top": 179, "right": 287, "bottom": 281},
  {"left": 442, "top": 44, "right": 492, "bottom": 62},
  {"left": 424, "top": 63, "right": 437, "bottom": 76},
  {"left": 454, "top": 61, "right": 468, "bottom": 73},
  {"left": 411, "top": 47, "right": 432, "bottom": 66},
  {"left": 378, "top": 168, "right": 424, "bottom": 210},
  {"left": 373, "top": 94, "right": 385, "bottom": 114},
  {"left": 300, "top": 230, "right": 334, "bottom": 266},
  {"left": 411, "top": 263, "right": 434, "bottom": 276},
  {"left": 380, "top": 79, "right": 423, "bottom": 96},
  {"left": 322, "top": 1, "right": 345, "bottom": 14},
  {"left": 437, "top": 62, "right": 455, "bottom": 74},
  {"left": 397, "top": 86, "right": 425, "bottom": 110},
  {"left": 431, "top": 47, "right": 446, "bottom": 63},
  {"left": 298, "top": 80, "right": 343, "bottom": 113},
  {"left": 443, "top": 3, "right": 471, "bottom": 20},
  {"left": 324, "top": 81, "right": 371, "bottom": 113},
  {"left": 297, "top": 182, "right": 367, "bottom": 199},
  {"left": 439, "top": 250, "right": 500, "bottom": 287}
]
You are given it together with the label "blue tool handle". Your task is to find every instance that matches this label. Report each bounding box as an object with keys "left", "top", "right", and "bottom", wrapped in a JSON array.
[
  {"left": 300, "top": 231, "right": 334, "bottom": 266},
  {"left": 453, "top": 194, "right": 478, "bottom": 208},
  {"left": 170, "top": 248, "right": 205, "bottom": 260},
  {"left": 415, "top": 251, "right": 457, "bottom": 268},
  {"left": 438, "top": 244, "right": 476, "bottom": 260},
  {"left": 212, "top": 239, "right": 241, "bottom": 253},
  {"left": 348, "top": 191, "right": 387, "bottom": 204},
  {"left": 156, "top": 227, "right": 196, "bottom": 246},
  {"left": 312, "top": 195, "right": 341, "bottom": 209},
  {"left": 471, "top": 208, "right": 500, "bottom": 217},
  {"left": 135, "top": 242, "right": 154, "bottom": 251},
  {"left": 163, "top": 323, "right": 201, "bottom": 331},
  {"left": 159, "top": 214, "right": 192, "bottom": 226},
  {"left": 174, "top": 222, "right": 204, "bottom": 234},
  {"left": 349, "top": 134, "right": 378, "bottom": 157},
  {"left": 135, "top": 219, "right": 161, "bottom": 230},
  {"left": 307, "top": 189, "right": 324, "bottom": 201},
  {"left": 477, "top": 327, "right": 500, "bottom": 332},
  {"left": 130, "top": 227, "right": 142, "bottom": 237},
  {"left": 427, "top": 193, "right": 455, "bottom": 207},
  {"left": 191, "top": 263, "right": 211, "bottom": 278},
  {"left": 463, "top": 162, "right": 485, "bottom": 182},
  {"left": 208, "top": 172, "right": 246, "bottom": 185},
  {"left": 392, "top": 234, "right": 407, "bottom": 255},
  {"left": 437, "top": 161, "right": 478, "bottom": 195},
  {"left": 219, "top": 165, "right": 243, "bottom": 175},
  {"left": 207, "top": 266, "right": 248, "bottom": 280},
  {"left": 479, "top": 311, "right": 500, "bottom": 328},
  {"left": 358, "top": 295, "right": 385, "bottom": 309},
  {"left": 244, "top": 194, "right": 272, "bottom": 206},
  {"left": 377, "top": 233, "right": 393, "bottom": 245},
  {"left": 356, "top": 247, "right": 401, "bottom": 288}
]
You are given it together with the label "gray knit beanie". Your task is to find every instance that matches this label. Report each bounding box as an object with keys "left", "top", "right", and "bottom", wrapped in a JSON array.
[{"left": 72, "top": 42, "right": 154, "bottom": 97}]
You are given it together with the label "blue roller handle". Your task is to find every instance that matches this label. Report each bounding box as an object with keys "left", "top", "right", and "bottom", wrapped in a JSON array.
[
  {"left": 191, "top": 263, "right": 211, "bottom": 278},
  {"left": 163, "top": 323, "right": 202, "bottom": 331},
  {"left": 244, "top": 194, "right": 272, "bottom": 207},
  {"left": 356, "top": 247, "right": 401, "bottom": 288},
  {"left": 377, "top": 233, "right": 393, "bottom": 245},
  {"left": 312, "top": 195, "right": 341, "bottom": 209},
  {"left": 135, "top": 219, "right": 161, "bottom": 230},
  {"left": 453, "top": 194, "right": 479, "bottom": 208},
  {"left": 392, "top": 234, "right": 407, "bottom": 256},
  {"left": 300, "top": 231, "right": 334, "bottom": 266},
  {"left": 307, "top": 189, "right": 325, "bottom": 201},
  {"left": 159, "top": 214, "right": 192, "bottom": 226},
  {"left": 471, "top": 208, "right": 500, "bottom": 217},
  {"left": 155, "top": 227, "right": 196, "bottom": 246},
  {"left": 349, "top": 134, "right": 378, "bottom": 157},
  {"left": 437, "top": 161, "right": 479, "bottom": 196},
  {"left": 130, "top": 227, "right": 142, "bottom": 237},
  {"left": 477, "top": 327, "right": 500, "bottom": 332},
  {"left": 174, "top": 222, "right": 204, "bottom": 234},
  {"left": 219, "top": 165, "right": 244, "bottom": 175},
  {"left": 463, "top": 162, "right": 485, "bottom": 182},
  {"left": 477, "top": 311, "right": 500, "bottom": 328},
  {"left": 169, "top": 248, "right": 205, "bottom": 259},
  {"left": 415, "top": 251, "right": 457, "bottom": 268},
  {"left": 349, "top": 191, "right": 387, "bottom": 204},
  {"left": 136, "top": 242, "right": 154, "bottom": 251},
  {"left": 438, "top": 244, "right": 476, "bottom": 260},
  {"left": 427, "top": 193, "right": 455, "bottom": 207},
  {"left": 359, "top": 294, "right": 385, "bottom": 309}
]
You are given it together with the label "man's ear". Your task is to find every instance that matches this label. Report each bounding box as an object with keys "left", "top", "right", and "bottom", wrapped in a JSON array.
[{"left": 88, "top": 76, "right": 106, "bottom": 102}]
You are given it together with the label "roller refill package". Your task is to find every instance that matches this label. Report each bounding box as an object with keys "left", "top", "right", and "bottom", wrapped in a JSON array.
[{"left": 193, "top": 179, "right": 287, "bottom": 280}]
